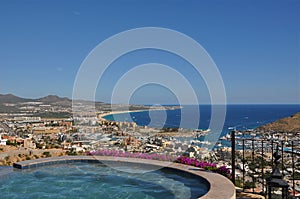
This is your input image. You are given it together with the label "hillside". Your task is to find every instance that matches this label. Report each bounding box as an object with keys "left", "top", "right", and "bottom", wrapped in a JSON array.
[
  {"left": 0, "top": 94, "right": 29, "bottom": 103},
  {"left": 257, "top": 112, "right": 300, "bottom": 133},
  {"left": 0, "top": 94, "right": 72, "bottom": 113},
  {"left": 0, "top": 94, "right": 70, "bottom": 104},
  {"left": 37, "top": 95, "right": 70, "bottom": 103},
  {"left": 0, "top": 93, "right": 172, "bottom": 115}
]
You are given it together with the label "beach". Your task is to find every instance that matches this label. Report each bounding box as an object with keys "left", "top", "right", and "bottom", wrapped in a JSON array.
[
  {"left": 98, "top": 106, "right": 182, "bottom": 121},
  {"left": 98, "top": 109, "right": 149, "bottom": 121}
]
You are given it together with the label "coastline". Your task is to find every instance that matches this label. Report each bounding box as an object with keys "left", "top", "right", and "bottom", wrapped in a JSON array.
[
  {"left": 98, "top": 109, "right": 150, "bottom": 121},
  {"left": 98, "top": 106, "right": 183, "bottom": 122}
]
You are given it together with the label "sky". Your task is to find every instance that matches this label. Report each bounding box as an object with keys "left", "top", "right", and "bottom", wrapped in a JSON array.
[{"left": 0, "top": 0, "right": 299, "bottom": 104}]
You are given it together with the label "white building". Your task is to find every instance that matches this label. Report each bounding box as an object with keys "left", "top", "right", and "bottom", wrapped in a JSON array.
[
  {"left": 14, "top": 117, "right": 41, "bottom": 123},
  {"left": 0, "top": 134, "right": 7, "bottom": 145}
]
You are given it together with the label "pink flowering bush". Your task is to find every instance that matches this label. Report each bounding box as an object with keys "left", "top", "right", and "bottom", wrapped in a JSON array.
[
  {"left": 87, "top": 150, "right": 230, "bottom": 178},
  {"left": 215, "top": 165, "right": 231, "bottom": 177},
  {"left": 175, "top": 156, "right": 231, "bottom": 177}
]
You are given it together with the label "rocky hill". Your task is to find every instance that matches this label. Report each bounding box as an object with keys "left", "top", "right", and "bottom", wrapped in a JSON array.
[
  {"left": 0, "top": 94, "right": 72, "bottom": 113},
  {"left": 257, "top": 112, "right": 300, "bottom": 133},
  {"left": 0, "top": 94, "right": 29, "bottom": 103},
  {"left": 0, "top": 94, "right": 70, "bottom": 104},
  {"left": 37, "top": 95, "right": 70, "bottom": 103},
  {"left": 0, "top": 93, "right": 175, "bottom": 115}
]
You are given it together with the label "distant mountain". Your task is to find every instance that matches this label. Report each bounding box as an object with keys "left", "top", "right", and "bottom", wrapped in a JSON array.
[
  {"left": 37, "top": 95, "right": 70, "bottom": 103},
  {"left": 0, "top": 94, "right": 107, "bottom": 106},
  {"left": 0, "top": 93, "right": 162, "bottom": 112},
  {"left": 0, "top": 94, "right": 29, "bottom": 103},
  {"left": 0, "top": 94, "right": 71, "bottom": 104}
]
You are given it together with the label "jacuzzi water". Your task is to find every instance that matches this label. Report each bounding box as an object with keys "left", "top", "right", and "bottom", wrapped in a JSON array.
[{"left": 0, "top": 162, "right": 209, "bottom": 199}]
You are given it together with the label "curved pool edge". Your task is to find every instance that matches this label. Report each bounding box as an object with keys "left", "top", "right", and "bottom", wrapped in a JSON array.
[{"left": 13, "top": 156, "right": 235, "bottom": 199}]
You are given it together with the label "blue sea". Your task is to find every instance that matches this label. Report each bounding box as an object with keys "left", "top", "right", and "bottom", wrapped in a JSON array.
[{"left": 104, "top": 104, "right": 300, "bottom": 136}]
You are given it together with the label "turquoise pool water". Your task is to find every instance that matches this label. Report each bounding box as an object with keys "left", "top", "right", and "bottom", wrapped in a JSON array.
[{"left": 0, "top": 163, "right": 209, "bottom": 199}]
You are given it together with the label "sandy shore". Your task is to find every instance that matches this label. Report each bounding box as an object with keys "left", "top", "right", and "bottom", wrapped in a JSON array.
[
  {"left": 99, "top": 109, "right": 149, "bottom": 121},
  {"left": 98, "top": 107, "right": 178, "bottom": 121}
]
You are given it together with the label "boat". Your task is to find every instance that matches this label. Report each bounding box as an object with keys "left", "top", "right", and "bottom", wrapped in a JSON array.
[
  {"left": 191, "top": 140, "right": 201, "bottom": 145},
  {"left": 220, "top": 133, "right": 231, "bottom": 140},
  {"left": 193, "top": 129, "right": 211, "bottom": 138},
  {"left": 216, "top": 142, "right": 222, "bottom": 147},
  {"left": 250, "top": 132, "right": 256, "bottom": 137},
  {"left": 199, "top": 141, "right": 212, "bottom": 145}
]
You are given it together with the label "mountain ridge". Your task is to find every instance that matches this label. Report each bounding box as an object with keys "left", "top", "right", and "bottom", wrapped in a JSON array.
[
  {"left": 0, "top": 94, "right": 30, "bottom": 103},
  {"left": 0, "top": 93, "right": 71, "bottom": 104},
  {"left": 37, "top": 95, "right": 70, "bottom": 103}
]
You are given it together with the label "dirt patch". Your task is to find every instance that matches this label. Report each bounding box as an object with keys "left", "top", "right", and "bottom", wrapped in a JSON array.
[{"left": 0, "top": 147, "right": 67, "bottom": 166}]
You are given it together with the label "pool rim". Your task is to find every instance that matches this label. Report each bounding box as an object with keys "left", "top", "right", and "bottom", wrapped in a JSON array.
[{"left": 13, "top": 156, "right": 235, "bottom": 199}]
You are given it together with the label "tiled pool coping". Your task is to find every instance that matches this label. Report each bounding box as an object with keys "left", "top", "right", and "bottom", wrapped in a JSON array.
[{"left": 13, "top": 156, "right": 235, "bottom": 199}]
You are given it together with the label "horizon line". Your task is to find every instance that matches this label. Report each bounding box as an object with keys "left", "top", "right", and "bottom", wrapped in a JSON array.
[{"left": 1, "top": 93, "right": 299, "bottom": 105}]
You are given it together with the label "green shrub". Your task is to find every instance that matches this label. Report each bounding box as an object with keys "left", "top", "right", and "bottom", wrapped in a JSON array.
[
  {"left": 66, "top": 151, "right": 77, "bottom": 156},
  {"left": 235, "top": 179, "right": 243, "bottom": 188},
  {"left": 35, "top": 142, "right": 44, "bottom": 149},
  {"left": 244, "top": 180, "right": 256, "bottom": 189},
  {"left": 42, "top": 151, "right": 51, "bottom": 157},
  {"left": 4, "top": 156, "right": 10, "bottom": 161},
  {"left": 6, "top": 140, "right": 17, "bottom": 147}
]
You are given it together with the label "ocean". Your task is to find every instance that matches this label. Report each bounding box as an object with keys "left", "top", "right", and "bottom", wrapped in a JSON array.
[{"left": 103, "top": 104, "right": 300, "bottom": 136}]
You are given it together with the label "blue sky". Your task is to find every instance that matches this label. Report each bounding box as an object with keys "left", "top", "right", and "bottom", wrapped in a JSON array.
[{"left": 0, "top": 0, "right": 299, "bottom": 104}]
